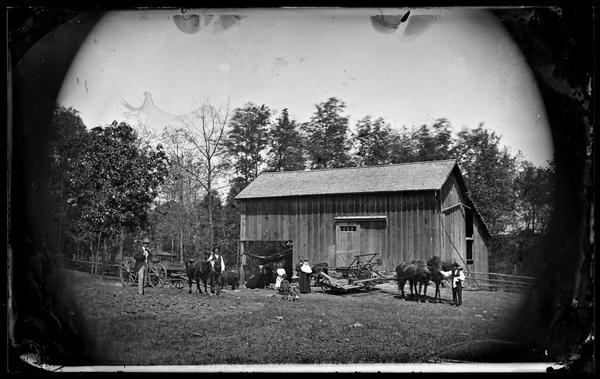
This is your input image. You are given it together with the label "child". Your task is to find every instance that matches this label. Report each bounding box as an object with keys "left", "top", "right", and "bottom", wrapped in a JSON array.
[
  {"left": 289, "top": 275, "right": 300, "bottom": 301},
  {"left": 280, "top": 275, "right": 291, "bottom": 300},
  {"left": 275, "top": 263, "right": 286, "bottom": 293}
]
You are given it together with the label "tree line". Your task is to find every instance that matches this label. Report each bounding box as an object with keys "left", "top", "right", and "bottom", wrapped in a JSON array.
[{"left": 49, "top": 97, "right": 554, "bottom": 274}]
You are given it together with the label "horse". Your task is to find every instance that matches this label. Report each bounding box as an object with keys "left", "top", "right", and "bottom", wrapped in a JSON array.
[
  {"left": 395, "top": 260, "right": 431, "bottom": 302},
  {"left": 185, "top": 259, "right": 211, "bottom": 294},
  {"left": 209, "top": 259, "right": 223, "bottom": 295},
  {"left": 426, "top": 256, "right": 454, "bottom": 303}
]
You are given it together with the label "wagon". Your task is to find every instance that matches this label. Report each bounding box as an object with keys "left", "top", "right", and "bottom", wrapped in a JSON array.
[{"left": 119, "top": 252, "right": 188, "bottom": 289}]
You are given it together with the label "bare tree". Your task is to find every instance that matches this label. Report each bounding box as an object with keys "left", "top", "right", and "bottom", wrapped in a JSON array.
[
  {"left": 158, "top": 127, "right": 203, "bottom": 262},
  {"left": 176, "top": 99, "right": 230, "bottom": 249}
]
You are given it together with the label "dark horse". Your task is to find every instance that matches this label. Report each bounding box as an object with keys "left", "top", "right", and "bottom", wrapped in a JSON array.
[
  {"left": 185, "top": 259, "right": 211, "bottom": 294},
  {"left": 426, "top": 256, "right": 455, "bottom": 303},
  {"left": 209, "top": 259, "right": 223, "bottom": 295},
  {"left": 396, "top": 260, "right": 431, "bottom": 302}
]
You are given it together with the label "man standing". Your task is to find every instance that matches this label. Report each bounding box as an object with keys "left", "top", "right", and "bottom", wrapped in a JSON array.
[
  {"left": 207, "top": 245, "right": 226, "bottom": 294},
  {"left": 450, "top": 262, "right": 466, "bottom": 306},
  {"left": 133, "top": 238, "right": 151, "bottom": 295}
]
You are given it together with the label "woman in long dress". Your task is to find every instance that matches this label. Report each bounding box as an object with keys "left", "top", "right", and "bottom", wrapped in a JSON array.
[{"left": 299, "top": 259, "right": 312, "bottom": 293}]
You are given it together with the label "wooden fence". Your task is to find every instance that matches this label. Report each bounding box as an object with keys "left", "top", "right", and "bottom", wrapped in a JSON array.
[
  {"left": 464, "top": 271, "right": 536, "bottom": 293},
  {"left": 65, "top": 259, "right": 121, "bottom": 279}
]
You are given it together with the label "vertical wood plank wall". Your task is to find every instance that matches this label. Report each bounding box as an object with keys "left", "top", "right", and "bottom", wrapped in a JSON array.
[
  {"left": 440, "top": 171, "right": 490, "bottom": 273},
  {"left": 240, "top": 191, "right": 435, "bottom": 271},
  {"left": 239, "top": 173, "right": 490, "bottom": 272}
]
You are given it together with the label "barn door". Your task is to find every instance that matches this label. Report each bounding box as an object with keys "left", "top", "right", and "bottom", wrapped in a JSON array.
[
  {"left": 442, "top": 206, "right": 466, "bottom": 263},
  {"left": 335, "top": 222, "right": 361, "bottom": 267}
]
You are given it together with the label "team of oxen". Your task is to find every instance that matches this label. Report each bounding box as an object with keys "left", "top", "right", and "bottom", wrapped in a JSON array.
[{"left": 184, "top": 255, "right": 456, "bottom": 302}]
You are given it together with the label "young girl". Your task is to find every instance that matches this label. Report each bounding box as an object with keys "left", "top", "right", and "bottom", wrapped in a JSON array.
[
  {"left": 280, "top": 275, "right": 291, "bottom": 300},
  {"left": 275, "top": 263, "right": 286, "bottom": 293},
  {"left": 289, "top": 275, "right": 300, "bottom": 301}
]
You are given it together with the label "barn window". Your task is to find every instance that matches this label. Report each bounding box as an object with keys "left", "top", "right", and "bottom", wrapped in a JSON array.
[
  {"left": 340, "top": 226, "right": 357, "bottom": 232},
  {"left": 466, "top": 238, "right": 474, "bottom": 264}
]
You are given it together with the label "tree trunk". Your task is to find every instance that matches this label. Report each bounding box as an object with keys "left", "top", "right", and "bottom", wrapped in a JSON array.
[
  {"left": 118, "top": 230, "right": 124, "bottom": 263},
  {"left": 207, "top": 163, "right": 214, "bottom": 248},
  {"left": 179, "top": 225, "right": 184, "bottom": 263},
  {"left": 93, "top": 231, "right": 102, "bottom": 275}
]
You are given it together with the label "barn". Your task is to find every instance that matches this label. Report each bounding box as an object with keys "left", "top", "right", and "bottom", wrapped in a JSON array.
[{"left": 235, "top": 159, "right": 490, "bottom": 279}]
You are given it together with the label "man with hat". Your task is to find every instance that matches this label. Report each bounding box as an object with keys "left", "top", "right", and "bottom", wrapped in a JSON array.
[
  {"left": 133, "top": 238, "right": 152, "bottom": 295},
  {"left": 207, "top": 245, "right": 225, "bottom": 294},
  {"left": 450, "top": 262, "right": 466, "bottom": 306}
]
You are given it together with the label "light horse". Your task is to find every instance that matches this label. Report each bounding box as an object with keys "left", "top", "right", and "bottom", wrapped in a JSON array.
[
  {"left": 426, "top": 256, "right": 455, "bottom": 303},
  {"left": 396, "top": 260, "right": 431, "bottom": 302}
]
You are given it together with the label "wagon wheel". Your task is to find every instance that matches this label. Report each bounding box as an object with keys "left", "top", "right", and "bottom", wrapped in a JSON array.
[
  {"left": 148, "top": 263, "right": 168, "bottom": 287},
  {"left": 173, "top": 275, "right": 187, "bottom": 289},
  {"left": 119, "top": 257, "right": 137, "bottom": 286}
]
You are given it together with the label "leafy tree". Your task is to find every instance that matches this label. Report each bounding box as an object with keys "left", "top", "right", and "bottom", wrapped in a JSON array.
[
  {"left": 48, "top": 105, "right": 90, "bottom": 258},
  {"left": 301, "top": 97, "right": 352, "bottom": 169},
  {"left": 352, "top": 116, "right": 394, "bottom": 166},
  {"left": 388, "top": 126, "right": 419, "bottom": 164},
  {"left": 67, "top": 121, "right": 169, "bottom": 263},
  {"left": 414, "top": 118, "right": 455, "bottom": 161},
  {"left": 225, "top": 103, "right": 271, "bottom": 181},
  {"left": 453, "top": 124, "right": 519, "bottom": 235},
  {"left": 266, "top": 108, "right": 306, "bottom": 171},
  {"left": 515, "top": 160, "right": 555, "bottom": 233}
]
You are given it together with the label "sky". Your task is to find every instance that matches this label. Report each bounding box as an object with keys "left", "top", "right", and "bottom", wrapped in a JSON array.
[{"left": 57, "top": 7, "right": 553, "bottom": 167}]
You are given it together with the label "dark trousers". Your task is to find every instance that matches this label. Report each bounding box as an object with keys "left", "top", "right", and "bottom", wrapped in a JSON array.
[{"left": 452, "top": 281, "right": 463, "bottom": 306}]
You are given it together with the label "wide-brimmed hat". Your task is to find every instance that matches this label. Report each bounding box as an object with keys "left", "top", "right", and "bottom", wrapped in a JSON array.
[{"left": 142, "top": 238, "right": 151, "bottom": 243}]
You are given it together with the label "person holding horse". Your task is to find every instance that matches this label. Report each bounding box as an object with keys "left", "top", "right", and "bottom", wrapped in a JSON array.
[
  {"left": 450, "top": 262, "right": 466, "bottom": 306},
  {"left": 133, "top": 238, "right": 152, "bottom": 295},
  {"left": 207, "top": 245, "right": 226, "bottom": 294}
]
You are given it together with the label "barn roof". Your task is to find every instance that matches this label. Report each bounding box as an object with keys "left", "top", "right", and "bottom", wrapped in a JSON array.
[
  {"left": 235, "top": 159, "right": 458, "bottom": 199},
  {"left": 235, "top": 159, "right": 491, "bottom": 237}
]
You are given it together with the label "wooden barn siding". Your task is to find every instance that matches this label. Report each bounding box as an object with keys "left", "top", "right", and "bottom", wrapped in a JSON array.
[
  {"left": 239, "top": 191, "right": 441, "bottom": 270},
  {"left": 440, "top": 171, "right": 490, "bottom": 272},
  {"left": 473, "top": 216, "right": 489, "bottom": 273},
  {"left": 440, "top": 173, "right": 467, "bottom": 265}
]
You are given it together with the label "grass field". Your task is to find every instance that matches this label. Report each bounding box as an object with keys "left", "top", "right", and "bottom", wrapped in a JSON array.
[{"left": 66, "top": 269, "right": 546, "bottom": 366}]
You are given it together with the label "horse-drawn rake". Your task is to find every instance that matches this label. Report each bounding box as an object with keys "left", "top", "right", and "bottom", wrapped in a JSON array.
[
  {"left": 119, "top": 252, "right": 188, "bottom": 289},
  {"left": 317, "top": 253, "right": 395, "bottom": 294}
]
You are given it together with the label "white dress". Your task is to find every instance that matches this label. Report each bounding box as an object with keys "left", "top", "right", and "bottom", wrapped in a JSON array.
[{"left": 275, "top": 267, "right": 286, "bottom": 289}]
